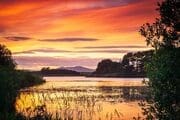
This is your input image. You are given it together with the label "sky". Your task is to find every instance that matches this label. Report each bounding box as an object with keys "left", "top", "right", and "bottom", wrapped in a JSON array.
[{"left": 0, "top": 0, "right": 161, "bottom": 70}]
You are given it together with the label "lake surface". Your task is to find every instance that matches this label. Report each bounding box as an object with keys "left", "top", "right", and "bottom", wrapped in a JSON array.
[{"left": 16, "top": 77, "right": 146, "bottom": 120}]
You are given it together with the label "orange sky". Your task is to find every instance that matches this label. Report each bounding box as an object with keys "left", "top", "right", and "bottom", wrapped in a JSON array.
[{"left": 0, "top": 0, "right": 161, "bottom": 70}]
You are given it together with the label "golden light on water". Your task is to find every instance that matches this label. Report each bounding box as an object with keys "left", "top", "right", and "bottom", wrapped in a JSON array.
[{"left": 16, "top": 77, "right": 145, "bottom": 119}]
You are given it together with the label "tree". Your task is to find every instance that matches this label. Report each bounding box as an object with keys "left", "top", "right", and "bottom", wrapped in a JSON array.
[
  {"left": 0, "top": 44, "right": 18, "bottom": 119},
  {"left": 0, "top": 45, "right": 45, "bottom": 119},
  {"left": 122, "top": 52, "right": 134, "bottom": 73},
  {"left": 139, "top": 0, "right": 179, "bottom": 51},
  {"left": 142, "top": 48, "right": 180, "bottom": 120},
  {"left": 158, "top": 0, "right": 180, "bottom": 31},
  {"left": 0, "top": 44, "right": 16, "bottom": 69},
  {"left": 94, "top": 50, "right": 153, "bottom": 77},
  {"left": 139, "top": 0, "right": 180, "bottom": 119},
  {"left": 122, "top": 50, "right": 153, "bottom": 74},
  {"left": 95, "top": 59, "right": 120, "bottom": 74}
]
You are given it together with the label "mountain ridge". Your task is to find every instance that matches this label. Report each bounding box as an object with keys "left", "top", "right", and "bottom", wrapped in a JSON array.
[{"left": 59, "top": 66, "right": 95, "bottom": 73}]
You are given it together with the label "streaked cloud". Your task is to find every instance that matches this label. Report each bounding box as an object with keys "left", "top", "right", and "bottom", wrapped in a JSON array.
[
  {"left": 0, "top": 0, "right": 142, "bottom": 12},
  {"left": 0, "top": 0, "right": 159, "bottom": 38},
  {"left": 4, "top": 36, "right": 32, "bottom": 41},
  {"left": 13, "top": 51, "right": 34, "bottom": 55},
  {"left": 13, "top": 48, "right": 71, "bottom": 55},
  {"left": 0, "top": 0, "right": 160, "bottom": 69},
  {"left": 77, "top": 45, "right": 148, "bottom": 49},
  {"left": 13, "top": 48, "right": 128, "bottom": 55},
  {"left": 77, "top": 50, "right": 129, "bottom": 53},
  {"left": 39, "top": 38, "right": 99, "bottom": 42},
  {"left": 30, "top": 48, "right": 71, "bottom": 53}
]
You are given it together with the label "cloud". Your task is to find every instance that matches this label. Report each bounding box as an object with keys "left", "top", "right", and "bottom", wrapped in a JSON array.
[
  {"left": 0, "top": 0, "right": 159, "bottom": 41},
  {"left": 0, "top": 0, "right": 141, "bottom": 10},
  {"left": 3, "top": 36, "right": 98, "bottom": 42},
  {"left": 4, "top": 36, "right": 32, "bottom": 41},
  {"left": 77, "top": 50, "right": 129, "bottom": 53},
  {"left": 13, "top": 48, "right": 128, "bottom": 55},
  {"left": 13, "top": 51, "right": 35, "bottom": 55},
  {"left": 39, "top": 38, "right": 99, "bottom": 42},
  {"left": 77, "top": 45, "right": 147, "bottom": 49},
  {"left": 1, "top": 0, "right": 159, "bottom": 71},
  {"left": 31, "top": 48, "right": 71, "bottom": 53},
  {"left": 13, "top": 48, "right": 71, "bottom": 55},
  {"left": 13, "top": 46, "right": 150, "bottom": 55}
]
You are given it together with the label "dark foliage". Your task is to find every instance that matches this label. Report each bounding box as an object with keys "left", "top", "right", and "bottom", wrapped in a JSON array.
[
  {"left": 139, "top": 0, "right": 179, "bottom": 50},
  {"left": 138, "top": 0, "right": 180, "bottom": 119},
  {"left": 95, "top": 59, "right": 120, "bottom": 74},
  {"left": 157, "top": 0, "right": 180, "bottom": 31},
  {"left": 0, "top": 44, "right": 45, "bottom": 120},
  {"left": 0, "top": 69, "right": 45, "bottom": 120},
  {"left": 93, "top": 50, "right": 153, "bottom": 77},
  {"left": 0, "top": 44, "right": 16, "bottom": 69},
  {"left": 140, "top": 48, "right": 180, "bottom": 120},
  {"left": 122, "top": 50, "right": 154, "bottom": 74},
  {"left": 40, "top": 67, "right": 80, "bottom": 76}
]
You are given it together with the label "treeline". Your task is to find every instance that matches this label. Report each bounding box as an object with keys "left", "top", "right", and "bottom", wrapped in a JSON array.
[
  {"left": 92, "top": 50, "right": 154, "bottom": 77},
  {"left": 39, "top": 67, "right": 80, "bottom": 76}
]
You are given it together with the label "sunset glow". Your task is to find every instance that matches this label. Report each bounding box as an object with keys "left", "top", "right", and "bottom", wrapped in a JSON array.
[{"left": 0, "top": 0, "right": 161, "bottom": 70}]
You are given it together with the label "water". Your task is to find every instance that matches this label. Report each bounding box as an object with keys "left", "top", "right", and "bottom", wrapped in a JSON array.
[{"left": 16, "top": 77, "right": 146, "bottom": 120}]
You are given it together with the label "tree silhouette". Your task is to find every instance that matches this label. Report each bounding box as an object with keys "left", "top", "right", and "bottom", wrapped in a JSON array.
[
  {"left": 158, "top": 0, "right": 180, "bottom": 31},
  {"left": 139, "top": 0, "right": 180, "bottom": 119},
  {"left": 0, "top": 45, "right": 45, "bottom": 119},
  {"left": 94, "top": 50, "right": 153, "bottom": 77},
  {"left": 0, "top": 44, "right": 16, "bottom": 69},
  {"left": 139, "top": 0, "right": 179, "bottom": 51},
  {"left": 95, "top": 59, "right": 120, "bottom": 74}
]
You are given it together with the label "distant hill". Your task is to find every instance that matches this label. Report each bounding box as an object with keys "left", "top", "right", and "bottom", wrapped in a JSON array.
[{"left": 59, "top": 66, "right": 94, "bottom": 73}]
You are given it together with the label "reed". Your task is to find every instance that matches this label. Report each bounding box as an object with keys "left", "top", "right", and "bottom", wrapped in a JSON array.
[{"left": 16, "top": 86, "right": 147, "bottom": 120}]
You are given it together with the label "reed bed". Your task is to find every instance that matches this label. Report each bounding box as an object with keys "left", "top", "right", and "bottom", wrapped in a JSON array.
[{"left": 16, "top": 86, "right": 146, "bottom": 120}]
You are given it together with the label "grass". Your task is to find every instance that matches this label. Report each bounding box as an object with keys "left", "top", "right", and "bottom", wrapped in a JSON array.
[{"left": 16, "top": 86, "right": 147, "bottom": 120}]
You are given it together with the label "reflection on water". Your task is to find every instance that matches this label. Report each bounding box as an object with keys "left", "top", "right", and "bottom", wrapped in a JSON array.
[{"left": 16, "top": 77, "right": 146, "bottom": 120}]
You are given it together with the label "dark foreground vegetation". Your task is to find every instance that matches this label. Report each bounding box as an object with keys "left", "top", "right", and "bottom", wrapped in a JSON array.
[
  {"left": 135, "top": 0, "right": 180, "bottom": 120},
  {"left": 0, "top": 45, "right": 45, "bottom": 119}
]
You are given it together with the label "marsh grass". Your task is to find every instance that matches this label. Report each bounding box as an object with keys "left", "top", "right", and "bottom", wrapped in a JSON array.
[{"left": 16, "top": 86, "right": 147, "bottom": 120}]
